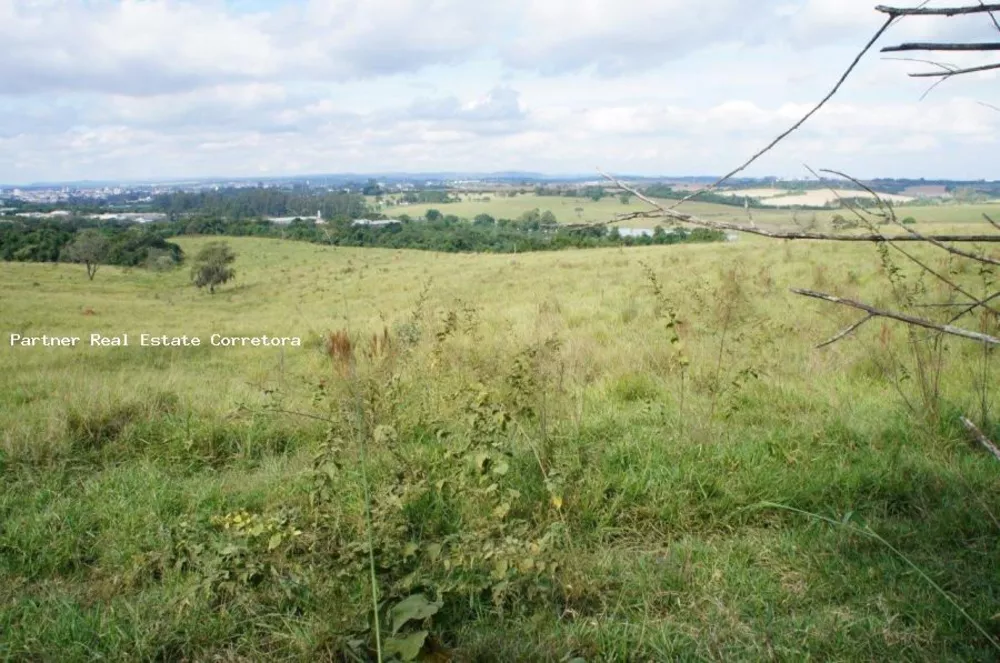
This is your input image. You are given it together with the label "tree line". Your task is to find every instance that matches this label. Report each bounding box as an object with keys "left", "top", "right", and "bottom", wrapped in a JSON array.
[
  {"left": 165, "top": 211, "right": 725, "bottom": 252},
  {"left": 150, "top": 189, "right": 369, "bottom": 220},
  {"left": 0, "top": 211, "right": 725, "bottom": 273},
  {"left": 0, "top": 219, "right": 184, "bottom": 267}
]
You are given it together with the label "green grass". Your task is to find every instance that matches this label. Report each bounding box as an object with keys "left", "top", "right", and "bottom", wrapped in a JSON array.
[{"left": 2, "top": 228, "right": 1000, "bottom": 661}]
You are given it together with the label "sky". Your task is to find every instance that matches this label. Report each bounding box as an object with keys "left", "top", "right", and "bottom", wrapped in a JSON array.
[{"left": 2, "top": 0, "right": 1000, "bottom": 184}]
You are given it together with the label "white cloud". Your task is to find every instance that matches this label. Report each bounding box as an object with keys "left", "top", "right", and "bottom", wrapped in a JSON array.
[{"left": 3, "top": 0, "right": 1000, "bottom": 182}]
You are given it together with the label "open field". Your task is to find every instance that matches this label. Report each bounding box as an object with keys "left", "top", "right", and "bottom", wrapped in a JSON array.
[
  {"left": 380, "top": 192, "right": 1000, "bottom": 230},
  {"left": 715, "top": 188, "right": 916, "bottom": 207},
  {"left": 3, "top": 231, "right": 1000, "bottom": 660}
]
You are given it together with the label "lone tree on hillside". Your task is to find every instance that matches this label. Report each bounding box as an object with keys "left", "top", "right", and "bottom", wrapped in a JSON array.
[
  {"left": 64, "top": 229, "right": 110, "bottom": 281},
  {"left": 190, "top": 241, "right": 236, "bottom": 294}
]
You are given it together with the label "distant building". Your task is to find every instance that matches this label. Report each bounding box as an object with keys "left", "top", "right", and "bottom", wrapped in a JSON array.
[
  {"left": 15, "top": 210, "right": 72, "bottom": 219},
  {"left": 352, "top": 218, "right": 402, "bottom": 227},
  {"left": 616, "top": 227, "right": 653, "bottom": 238}
]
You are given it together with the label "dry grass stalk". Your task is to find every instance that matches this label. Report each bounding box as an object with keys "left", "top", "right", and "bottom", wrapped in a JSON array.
[{"left": 325, "top": 330, "right": 354, "bottom": 373}]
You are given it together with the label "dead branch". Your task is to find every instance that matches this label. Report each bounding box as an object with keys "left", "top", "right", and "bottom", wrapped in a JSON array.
[
  {"left": 909, "top": 61, "right": 1000, "bottom": 76},
  {"left": 817, "top": 314, "right": 876, "bottom": 348},
  {"left": 883, "top": 56, "right": 959, "bottom": 69},
  {"left": 817, "top": 168, "right": 1000, "bottom": 315},
  {"left": 644, "top": 14, "right": 897, "bottom": 210},
  {"left": 890, "top": 215, "right": 1000, "bottom": 264},
  {"left": 948, "top": 290, "right": 1000, "bottom": 324},
  {"left": 600, "top": 205, "right": 1000, "bottom": 243},
  {"left": 816, "top": 169, "right": 1000, "bottom": 265},
  {"left": 961, "top": 416, "right": 1000, "bottom": 461},
  {"left": 979, "top": 0, "right": 1000, "bottom": 32},
  {"left": 877, "top": 4, "right": 1000, "bottom": 17},
  {"left": 882, "top": 42, "right": 1000, "bottom": 52},
  {"left": 792, "top": 288, "right": 1000, "bottom": 345},
  {"left": 985, "top": 213, "right": 1000, "bottom": 232}
]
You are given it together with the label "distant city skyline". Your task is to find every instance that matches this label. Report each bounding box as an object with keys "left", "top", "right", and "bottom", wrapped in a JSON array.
[{"left": 3, "top": 1, "right": 1000, "bottom": 183}]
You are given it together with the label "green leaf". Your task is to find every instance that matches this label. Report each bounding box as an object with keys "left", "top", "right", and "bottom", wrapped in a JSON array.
[
  {"left": 492, "top": 459, "right": 510, "bottom": 476},
  {"left": 384, "top": 630, "right": 428, "bottom": 661},
  {"left": 389, "top": 594, "right": 441, "bottom": 635},
  {"left": 267, "top": 533, "right": 283, "bottom": 551}
]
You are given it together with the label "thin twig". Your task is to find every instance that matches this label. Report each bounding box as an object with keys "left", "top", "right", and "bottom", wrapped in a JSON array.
[
  {"left": 817, "top": 314, "right": 876, "bottom": 348},
  {"left": 910, "top": 61, "right": 1000, "bottom": 76},
  {"left": 644, "top": 15, "right": 898, "bottom": 210},
  {"left": 948, "top": 290, "right": 1000, "bottom": 324},
  {"left": 961, "top": 416, "right": 1000, "bottom": 461},
  {"left": 792, "top": 288, "right": 1000, "bottom": 345},
  {"left": 985, "top": 213, "right": 1000, "bottom": 231},
  {"left": 979, "top": 0, "right": 1000, "bottom": 32},
  {"left": 821, "top": 169, "right": 1000, "bottom": 266},
  {"left": 818, "top": 169, "right": 1000, "bottom": 316},
  {"left": 882, "top": 56, "right": 959, "bottom": 71}
]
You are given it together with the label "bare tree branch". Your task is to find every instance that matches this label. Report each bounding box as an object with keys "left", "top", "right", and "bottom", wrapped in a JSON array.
[
  {"left": 882, "top": 42, "right": 1000, "bottom": 52},
  {"left": 644, "top": 15, "right": 898, "bottom": 211},
  {"left": 891, "top": 217, "right": 1000, "bottom": 264},
  {"left": 986, "top": 213, "right": 1000, "bottom": 232},
  {"left": 948, "top": 290, "right": 1000, "bottom": 324},
  {"left": 882, "top": 56, "right": 959, "bottom": 70},
  {"left": 961, "top": 416, "right": 1000, "bottom": 461},
  {"left": 792, "top": 288, "right": 1000, "bottom": 345},
  {"left": 877, "top": 3, "right": 1000, "bottom": 17},
  {"left": 817, "top": 314, "right": 876, "bottom": 348},
  {"left": 815, "top": 168, "right": 1000, "bottom": 315},
  {"left": 910, "top": 61, "right": 1000, "bottom": 76},
  {"left": 979, "top": 0, "right": 1000, "bottom": 32},
  {"left": 817, "top": 168, "right": 1000, "bottom": 265}
]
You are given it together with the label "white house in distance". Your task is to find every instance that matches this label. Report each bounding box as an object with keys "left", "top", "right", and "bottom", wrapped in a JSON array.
[{"left": 267, "top": 210, "right": 324, "bottom": 224}]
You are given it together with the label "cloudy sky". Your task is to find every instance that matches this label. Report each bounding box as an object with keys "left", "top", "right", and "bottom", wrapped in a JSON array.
[{"left": 2, "top": 0, "right": 1000, "bottom": 184}]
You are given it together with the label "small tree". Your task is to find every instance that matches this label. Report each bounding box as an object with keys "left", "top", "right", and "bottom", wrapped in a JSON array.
[
  {"left": 64, "top": 228, "right": 110, "bottom": 281},
  {"left": 191, "top": 242, "right": 236, "bottom": 294}
]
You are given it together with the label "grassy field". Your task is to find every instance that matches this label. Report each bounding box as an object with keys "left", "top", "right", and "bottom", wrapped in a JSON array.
[
  {"left": 2, "top": 228, "right": 1000, "bottom": 661},
  {"left": 377, "top": 192, "right": 1000, "bottom": 231}
]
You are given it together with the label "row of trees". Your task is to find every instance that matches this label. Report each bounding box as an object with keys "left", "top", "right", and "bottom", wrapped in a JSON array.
[
  {"left": 0, "top": 220, "right": 184, "bottom": 275},
  {"left": 151, "top": 188, "right": 368, "bottom": 221},
  {"left": 158, "top": 214, "right": 724, "bottom": 253}
]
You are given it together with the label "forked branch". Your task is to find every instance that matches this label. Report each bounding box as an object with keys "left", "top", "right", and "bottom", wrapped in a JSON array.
[
  {"left": 909, "top": 62, "right": 1000, "bottom": 77},
  {"left": 792, "top": 288, "right": 1000, "bottom": 345},
  {"left": 817, "top": 314, "right": 876, "bottom": 348}
]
